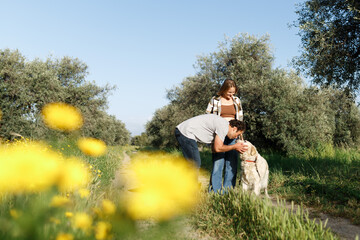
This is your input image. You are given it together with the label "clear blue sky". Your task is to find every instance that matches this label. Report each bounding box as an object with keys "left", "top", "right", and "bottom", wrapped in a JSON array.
[{"left": 1, "top": 0, "right": 303, "bottom": 136}]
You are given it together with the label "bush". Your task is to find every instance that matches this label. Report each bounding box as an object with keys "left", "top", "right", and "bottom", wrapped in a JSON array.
[{"left": 193, "top": 189, "right": 337, "bottom": 239}]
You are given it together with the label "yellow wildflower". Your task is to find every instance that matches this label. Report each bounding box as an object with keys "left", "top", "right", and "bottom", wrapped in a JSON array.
[
  {"left": 0, "top": 142, "right": 61, "bottom": 193},
  {"left": 10, "top": 209, "right": 21, "bottom": 219},
  {"left": 56, "top": 233, "right": 74, "bottom": 240},
  {"left": 0, "top": 141, "right": 89, "bottom": 194},
  {"left": 78, "top": 188, "right": 90, "bottom": 198},
  {"left": 73, "top": 212, "right": 92, "bottom": 231},
  {"left": 50, "top": 217, "right": 61, "bottom": 225},
  {"left": 77, "top": 137, "right": 107, "bottom": 157},
  {"left": 50, "top": 195, "right": 71, "bottom": 207},
  {"left": 57, "top": 157, "right": 90, "bottom": 192},
  {"left": 102, "top": 199, "right": 116, "bottom": 216},
  {"left": 125, "top": 152, "right": 199, "bottom": 220},
  {"left": 41, "top": 102, "right": 83, "bottom": 131},
  {"left": 65, "top": 212, "right": 73, "bottom": 218},
  {"left": 95, "top": 221, "right": 112, "bottom": 240}
]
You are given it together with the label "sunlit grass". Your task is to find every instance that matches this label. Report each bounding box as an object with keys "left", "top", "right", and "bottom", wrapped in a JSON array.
[
  {"left": 193, "top": 188, "right": 338, "bottom": 240},
  {"left": 0, "top": 102, "right": 354, "bottom": 239},
  {"left": 0, "top": 102, "right": 201, "bottom": 240},
  {"left": 264, "top": 145, "right": 360, "bottom": 224}
]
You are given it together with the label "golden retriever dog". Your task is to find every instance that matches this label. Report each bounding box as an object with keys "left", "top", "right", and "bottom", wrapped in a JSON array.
[{"left": 238, "top": 140, "right": 269, "bottom": 198}]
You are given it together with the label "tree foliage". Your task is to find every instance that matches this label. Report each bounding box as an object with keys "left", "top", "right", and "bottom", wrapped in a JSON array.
[
  {"left": 131, "top": 133, "right": 149, "bottom": 147},
  {"left": 145, "top": 104, "right": 180, "bottom": 149},
  {"left": 145, "top": 34, "right": 360, "bottom": 155},
  {"left": 293, "top": 0, "right": 360, "bottom": 92},
  {"left": 0, "top": 49, "right": 130, "bottom": 145}
]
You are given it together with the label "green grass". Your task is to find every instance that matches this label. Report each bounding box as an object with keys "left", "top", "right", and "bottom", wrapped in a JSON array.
[
  {"left": 1, "top": 139, "right": 356, "bottom": 240},
  {"left": 192, "top": 189, "right": 338, "bottom": 240},
  {"left": 195, "top": 144, "right": 360, "bottom": 225},
  {"left": 263, "top": 146, "right": 360, "bottom": 224},
  {"left": 186, "top": 146, "right": 341, "bottom": 239}
]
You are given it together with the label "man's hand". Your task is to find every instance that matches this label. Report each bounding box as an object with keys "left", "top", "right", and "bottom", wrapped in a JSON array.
[
  {"left": 213, "top": 135, "right": 248, "bottom": 153},
  {"left": 234, "top": 141, "right": 248, "bottom": 153}
]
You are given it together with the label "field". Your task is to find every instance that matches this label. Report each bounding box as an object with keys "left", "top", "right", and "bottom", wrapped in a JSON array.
[
  {"left": 1, "top": 138, "right": 359, "bottom": 240},
  {"left": 195, "top": 146, "right": 360, "bottom": 239}
]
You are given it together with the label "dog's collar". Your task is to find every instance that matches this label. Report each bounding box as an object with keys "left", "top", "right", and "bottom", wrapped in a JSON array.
[{"left": 245, "top": 155, "right": 258, "bottom": 163}]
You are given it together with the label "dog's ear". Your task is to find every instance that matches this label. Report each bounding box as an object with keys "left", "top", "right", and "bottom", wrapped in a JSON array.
[{"left": 250, "top": 145, "right": 257, "bottom": 156}]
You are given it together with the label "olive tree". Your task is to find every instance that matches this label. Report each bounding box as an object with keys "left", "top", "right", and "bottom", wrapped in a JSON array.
[
  {"left": 0, "top": 49, "right": 130, "bottom": 145},
  {"left": 293, "top": 0, "right": 360, "bottom": 92},
  {"left": 146, "top": 34, "right": 360, "bottom": 154}
]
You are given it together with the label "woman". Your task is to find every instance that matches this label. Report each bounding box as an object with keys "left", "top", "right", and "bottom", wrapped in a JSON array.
[{"left": 206, "top": 79, "right": 243, "bottom": 193}]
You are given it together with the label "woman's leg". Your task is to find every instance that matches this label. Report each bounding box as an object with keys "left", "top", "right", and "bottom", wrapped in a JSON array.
[
  {"left": 209, "top": 151, "right": 225, "bottom": 193},
  {"left": 223, "top": 137, "right": 239, "bottom": 190}
]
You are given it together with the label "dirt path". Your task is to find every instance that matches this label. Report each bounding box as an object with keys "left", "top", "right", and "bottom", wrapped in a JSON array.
[
  {"left": 269, "top": 197, "right": 360, "bottom": 240},
  {"left": 112, "top": 151, "right": 360, "bottom": 240},
  {"left": 111, "top": 150, "right": 136, "bottom": 192}
]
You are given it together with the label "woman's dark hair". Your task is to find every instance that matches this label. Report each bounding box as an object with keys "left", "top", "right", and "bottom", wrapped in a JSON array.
[{"left": 217, "top": 79, "right": 238, "bottom": 97}]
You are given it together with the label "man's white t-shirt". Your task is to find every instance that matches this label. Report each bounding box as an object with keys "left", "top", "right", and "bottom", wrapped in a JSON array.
[{"left": 176, "top": 114, "right": 229, "bottom": 144}]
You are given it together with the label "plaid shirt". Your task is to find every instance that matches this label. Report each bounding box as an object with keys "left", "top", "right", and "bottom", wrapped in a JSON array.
[{"left": 206, "top": 95, "right": 243, "bottom": 121}]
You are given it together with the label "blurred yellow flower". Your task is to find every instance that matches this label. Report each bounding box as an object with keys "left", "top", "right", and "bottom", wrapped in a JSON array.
[
  {"left": 56, "top": 233, "right": 74, "bottom": 240},
  {"left": 0, "top": 141, "right": 90, "bottom": 194},
  {"left": 95, "top": 221, "right": 112, "bottom": 240},
  {"left": 73, "top": 212, "right": 92, "bottom": 231},
  {"left": 41, "top": 102, "right": 83, "bottom": 131},
  {"left": 78, "top": 188, "right": 90, "bottom": 198},
  {"left": 0, "top": 142, "right": 61, "bottom": 193},
  {"left": 102, "top": 199, "right": 116, "bottom": 215},
  {"left": 57, "top": 157, "right": 90, "bottom": 192},
  {"left": 65, "top": 212, "right": 73, "bottom": 218},
  {"left": 10, "top": 209, "right": 21, "bottom": 219},
  {"left": 77, "top": 137, "right": 107, "bottom": 157},
  {"left": 50, "top": 195, "right": 71, "bottom": 207},
  {"left": 125, "top": 152, "right": 199, "bottom": 220}
]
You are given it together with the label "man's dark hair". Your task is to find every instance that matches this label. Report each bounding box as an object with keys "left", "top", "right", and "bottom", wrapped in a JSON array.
[{"left": 229, "top": 120, "right": 246, "bottom": 132}]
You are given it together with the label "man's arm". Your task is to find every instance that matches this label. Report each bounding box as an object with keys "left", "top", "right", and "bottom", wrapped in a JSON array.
[{"left": 213, "top": 135, "right": 248, "bottom": 153}]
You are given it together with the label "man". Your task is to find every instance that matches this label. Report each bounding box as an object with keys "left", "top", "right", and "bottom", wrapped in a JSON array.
[{"left": 174, "top": 114, "right": 247, "bottom": 168}]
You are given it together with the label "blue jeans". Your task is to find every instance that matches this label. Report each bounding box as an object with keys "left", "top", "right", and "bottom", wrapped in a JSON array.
[
  {"left": 174, "top": 128, "right": 201, "bottom": 168},
  {"left": 209, "top": 136, "right": 238, "bottom": 194}
]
